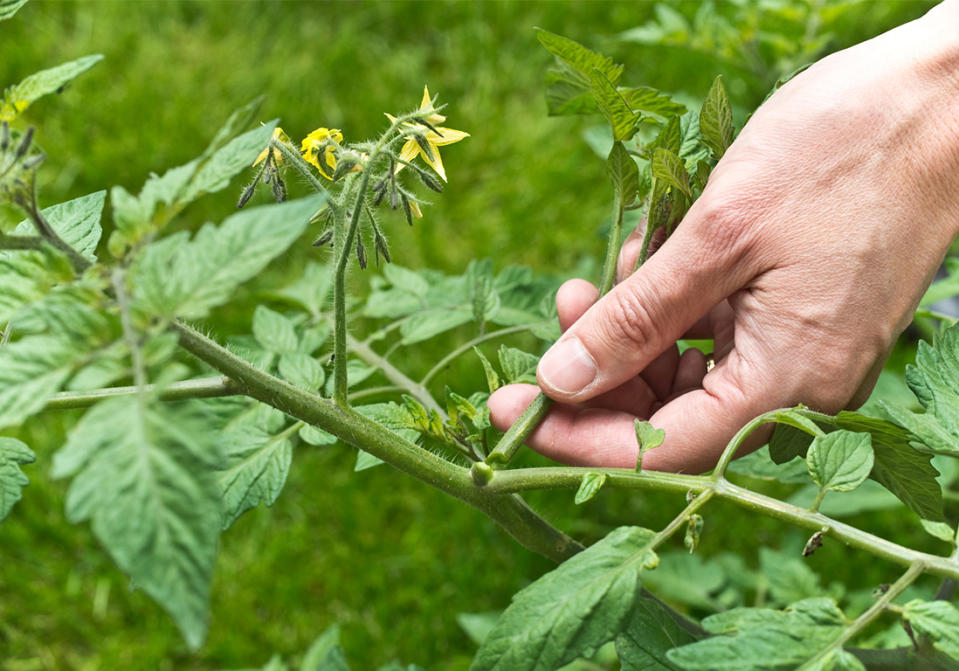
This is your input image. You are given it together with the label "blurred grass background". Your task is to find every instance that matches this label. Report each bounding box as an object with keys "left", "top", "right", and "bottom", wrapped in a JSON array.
[{"left": 0, "top": 1, "right": 942, "bottom": 669}]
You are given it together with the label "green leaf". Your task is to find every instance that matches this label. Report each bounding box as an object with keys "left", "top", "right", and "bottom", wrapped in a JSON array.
[
  {"left": 0, "top": 335, "right": 80, "bottom": 430},
  {"left": 635, "top": 420, "right": 665, "bottom": 470},
  {"left": 252, "top": 306, "right": 299, "bottom": 354},
  {"left": 615, "top": 596, "right": 698, "bottom": 671},
  {"left": 650, "top": 149, "right": 692, "bottom": 199},
  {"left": 758, "top": 546, "right": 825, "bottom": 607},
  {"left": 218, "top": 426, "right": 293, "bottom": 529},
  {"left": 15, "top": 190, "right": 106, "bottom": 262},
  {"left": 535, "top": 28, "right": 623, "bottom": 87},
  {"left": 399, "top": 306, "right": 472, "bottom": 345},
  {"left": 574, "top": 472, "right": 607, "bottom": 505},
  {"left": 607, "top": 141, "right": 640, "bottom": 207},
  {"left": 299, "top": 424, "right": 337, "bottom": 447},
  {"left": 468, "top": 259, "right": 499, "bottom": 329},
  {"left": 769, "top": 423, "right": 814, "bottom": 464},
  {"left": 699, "top": 75, "right": 734, "bottom": 160},
  {"left": 354, "top": 450, "right": 384, "bottom": 472},
  {"left": 458, "top": 611, "right": 501, "bottom": 646},
  {"left": 807, "top": 430, "right": 874, "bottom": 493},
  {"left": 278, "top": 353, "right": 325, "bottom": 392},
  {"left": 472, "top": 526, "right": 657, "bottom": 671},
  {"left": 4, "top": 54, "right": 103, "bottom": 119},
  {"left": 0, "top": 437, "right": 34, "bottom": 521},
  {"left": 384, "top": 264, "right": 429, "bottom": 297},
  {"left": 269, "top": 261, "right": 333, "bottom": 318},
  {"left": 619, "top": 87, "right": 687, "bottom": 118},
  {"left": 473, "top": 347, "right": 501, "bottom": 393},
  {"left": 0, "top": 241, "right": 74, "bottom": 325},
  {"left": 727, "top": 445, "right": 810, "bottom": 484},
  {"left": 183, "top": 122, "right": 278, "bottom": 201},
  {"left": 903, "top": 599, "right": 959, "bottom": 661},
  {"left": 133, "top": 194, "right": 324, "bottom": 320},
  {"left": 640, "top": 551, "right": 724, "bottom": 611},
  {"left": 802, "top": 649, "right": 865, "bottom": 671},
  {"left": 0, "top": 0, "right": 29, "bottom": 21},
  {"left": 52, "top": 398, "right": 222, "bottom": 650},
  {"left": 920, "top": 519, "right": 956, "bottom": 545},
  {"left": 497, "top": 345, "right": 539, "bottom": 385},
  {"left": 299, "top": 625, "right": 351, "bottom": 671},
  {"left": 589, "top": 68, "right": 639, "bottom": 141},
  {"left": 667, "top": 598, "right": 847, "bottom": 670}
]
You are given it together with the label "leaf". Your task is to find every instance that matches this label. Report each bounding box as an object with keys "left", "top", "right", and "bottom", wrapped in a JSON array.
[
  {"left": 0, "top": 335, "right": 80, "bottom": 430},
  {"left": 218, "top": 426, "right": 293, "bottom": 529},
  {"left": 535, "top": 28, "right": 623, "bottom": 87},
  {"left": 769, "top": 423, "right": 814, "bottom": 464},
  {"left": 727, "top": 445, "right": 810, "bottom": 484},
  {"left": 133, "top": 194, "right": 324, "bottom": 320},
  {"left": 497, "top": 345, "right": 539, "bottom": 384},
  {"left": 650, "top": 149, "right": 692, "bottom": 199},
  {"left": 667, "top": 598, "right": 847, "bottom": 670},
  {"left": 354, "top": 450, "right": 384, "bottom": 472},
  {"left": 458, "top": 611, "right": 502, "bottom": 646},
  {"left": 299, "top": 424, "right": 337, "bottom": 447},
  {"left": 183, "top": 122, "right": 279, "bottom": 201},
  {"left": 903, "top": 599, "right": 959, "bottom": 661},
  {"left": 15, "top": 190, "right": 106, "bottom": 261},
  {"left": 607, "top": 141, "right": 640, "bottom": 207},
  {"left": 758, "top": 547, "right": 825, "bottom": 608},
  {"left": 807, "top": 430, "right": 874, "bottom": 493},
  {"left": 574, "top": 473, "right": 607, "bottom": 505},
  {"left": 802, "top": 649, "right": 865, "bottom": 671},
  {"left": 698, "top": 75, "right": 734, "bottom": 160},
  {"left": 384, "top": 264, "right": 429, "bottom": 296},
  {"left": 52, "top": 398, "right": 222, "bottom": 650},
  {"left": 299, "top": 625, "right": 350, "bottom": 671},
  {"left": 619, "top": 87, "right": 687, "bottom": 118},
  {"left": 269, "top": 261, "right": 334, "bottom": 318},
  {"left": 473, "top": 347, "right": 501, "bottom": 393},
  {"left": 0, "top": 0, "right": 29, "bottom": 21},
  {"left": 640, "top": 551, "right": 725, "bottom": 611},
  {"left": 615, "top": 596, "right": 698, "bottom": 671},
  {"left": 635, "top": 421, "right": 665, "bottom": 470},
  {"left": 252, "top": 306, "right": 299, "bottom": 354},
  {"left": 278, "top": 353, "right": 325, "bottom": 392},
  {"left": 589, "top": 68, "right": 639, "bottom": 141},
  {"left": 920, "top": 519, "right": 955, "bottom": 545},
  {"left": 0, "top": 240, "right": 74, "bottom": 325},
  {"left": 4, "top": 54, "right": 103, "bottom": 120},
  {"left": 0, "top": 437, "right": 34, "bottom": 521},
  {"left": 471, "top": 526, "right": 657, "bottom": 671},
  {"left": 399, "top": 307, "right": 472, "bottom": 344}
]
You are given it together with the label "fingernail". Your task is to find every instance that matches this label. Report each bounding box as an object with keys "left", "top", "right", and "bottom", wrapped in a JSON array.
[{"left": 538, "top": 337, "right": 597, "bottom": 394}]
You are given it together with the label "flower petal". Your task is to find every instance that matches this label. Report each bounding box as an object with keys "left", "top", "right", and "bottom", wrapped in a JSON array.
[
  {"left": 419, "top": 140, "right": 447, "bottom": 182},
  {"left": 430, "top": 126, "right": 470, "bottom": 146}
]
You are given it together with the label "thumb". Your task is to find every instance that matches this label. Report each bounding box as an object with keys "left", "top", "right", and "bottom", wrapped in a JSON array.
[{"left": 537, "top": 214, "right": 755, "bottom": 402}]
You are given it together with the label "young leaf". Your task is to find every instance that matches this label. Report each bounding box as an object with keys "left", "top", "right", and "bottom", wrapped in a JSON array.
[
  {"left": 133, "top": 194, "right": 325, "bottom": 320},
  {"left": 589, "top": 68, "right": 639, "bottom": 141},
  {"left": 635, "top": 420, "right": 665, "bottom": 470},
  {"left": 472, "top": 526, "right": 658, "bottom": 671},
  {"left": 384, "top": 263, "right": 429, "bottom": 297},
  {"left": 619, "top": 87, "right": 687, "bottom": 118},
  {"left": 902, "top": 599, "right": 959, "bottom": 661},
  {"left": 651, "top": 148, "right": 692, "bottom": 199},
  {"left": 218, "top": 425, "right": 294, "bottom": 529},
  {"left": 51, "top": 398, "right": 222, "bottom": 650},
  {"left": 0, "top": 335, "right": 81, "bottom": 430},
  {"left": 268, "top": 261, "right": 334, "bottom": 319},
  {"left": 14, "top": 190, "right": 106, "bottom": 261},
  {"left": 534, "top": 28, "right": 623, "bottom": 87},
  {"left": 252, "top": 305, "right": 299, "bottom": 354},
  {"left": 615, "top": 596, "right": 698, "bottom": 671},
  {"left": 0, "top": 241, "right": 74, "bottom": 325},
  {"left": 0, "top": 437, "right": 34, "bottom": 522},
  {"left": 607, "top": 141, "right": 639, "bottom": 207},
  {"left": 473, "top": 347, "right": 501, "bottom": 393},
  {"left": 399, "top": 307, "right": 473, "bottom": 345},
  {"left": 699, "top": 75, "right": 734, "bottom": 160},
  {"left": 299, "top": 624, "right": 351, "bottom": 671},
  {"left": 278, "top": 353, "right": 325, "bottom": 392},
  {"left": 497, "top": 345, "right": 539, "bottom": 385},
  {"left": 574, "top": 472, "right": 607, "bottom": 505},
  {"left": 0, "top": 0, "right": 29, "bottom": 21},
  {"left": 3, "top": 54, "right": 103, "bottom": 121},
  {"left": 806, "top": 430, "right": 874, "bottom": 493}
]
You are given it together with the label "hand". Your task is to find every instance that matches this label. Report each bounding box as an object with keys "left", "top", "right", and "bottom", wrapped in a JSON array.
[{"left": 489, "top": 2, "right": 959, "bottom": 473}]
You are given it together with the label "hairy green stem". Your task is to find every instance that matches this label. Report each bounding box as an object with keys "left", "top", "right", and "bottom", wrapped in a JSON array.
[
  {"left": 347, "top": 334, "right": 444, "bottom": 416},
  {"left": 20, "top": 178, "right": 92, "bottom": 273},
  {"left": 0, "top": 233, "right": 46, "bottom": 252},
  {"left": 598, "top": 189, "right": 625, "bottom": 296},
  {"left": 270, "top": 139, "right": 329, "bottom": 195},
  {"left": 485, "top": 392, "right": 553, "bottom": 467},
  {"left": 173, "top": 320, "right": 581, "bottom": 563},
  {"left": 420, "top": 323, "right": 543, "bottom": 387},
  {"left": 44, "top": 376, "right": 241, "bottom": 410},
  {"left": 797, "top": 562, "right": 924, "bottom": 671}
]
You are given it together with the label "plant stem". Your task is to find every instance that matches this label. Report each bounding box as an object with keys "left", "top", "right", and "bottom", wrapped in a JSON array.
[
  {"left": 18, "top": 175, "right": 91, "bottom": 273},
  {"left": 44, "top": 376, "right": 241, "bottom": 410},
  {"left": 347, "top": 334, "right": 444, "bottom": 416},
  {"left": 0, "top": 233, "right": 46, "bottom": 252},
  {"left": 420, "top": 323, "right": 543, "bottom": 387},
  {"left": 798, "top": 562, "right": 925, "bottom": 671},
  {"left": 270, "top": 139, "right": 329, "bottom": 195},
  {"left": 598, "top": 190, "right": 625, "bottom": 296},
  {"left": 172, "top": 319, "right": 581, "bottom": 563},
  {"left": 485, "top": 392, "right": 553, "bottom": 467}
]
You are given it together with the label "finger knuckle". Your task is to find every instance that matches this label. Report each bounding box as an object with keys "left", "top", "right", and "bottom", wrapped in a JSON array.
[{"left": 599, "top": 289, "right": 658, "bottom": 352}]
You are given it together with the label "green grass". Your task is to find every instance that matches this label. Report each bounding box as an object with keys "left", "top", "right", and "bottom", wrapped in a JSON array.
[{"left": 0, "top": 1, "right": 944, "bottom": 669}]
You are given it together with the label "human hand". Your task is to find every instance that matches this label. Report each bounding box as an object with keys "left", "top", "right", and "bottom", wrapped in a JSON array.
[{"left": 489, "top": 2, "right": 959, "bottom": 473}]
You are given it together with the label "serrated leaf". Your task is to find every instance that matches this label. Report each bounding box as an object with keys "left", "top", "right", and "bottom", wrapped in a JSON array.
[
  {"left": 399, "top": 306, "right": 472, "bottom": 345},
  {"left": 589, "top": 68, "right": 639, "bottom": 141},
  {"left": 641, "top": 551, "right": 724, "bottom": 611},
  {"left": 15, "top": 190, "right": 105, "bottom": 261},
  {"left": 497, "top": 346, "right": 539, "bottom": 385},
  {"left": 535, "top": 28, "right": 623, "bottom": 86},
  {"left": 607, "top": 141, "right": 639, "bottom": 206},
  {"left": 278, "top": 353, "right": 325, "bottom": 392},
  {"left": 269, "top": 261, "right": 333, "bottom": 318},
  {"left": 299, "top": 424, "right": 337, "bottom": 446},
  {"left": 384, "top": 263, "right": 429, "bottom": 296},
  {"left": 0, "top": 437, "right": 34, "bottom": 521},
  {"left": 0, "top": 335, "right": 80, "bottom": 429},
  {"left": 473, "top": 347, "right": 501, "bottom": 393},
  {"left": 458, "top": 611, "right": 501, "bottom": 647},
  {"left": 758, "top": 546, "right": 824, "bottom": 607},
  {"left": 699, "top": 75, "right": 734, "bottom": 160},
  {"left": 471, "top": 526, "right": 657, "bottom": 671},
  {"left": 620, "top": 87, "right": 687, "bottom": 118},
  {"left": 300, "top": 625, "right": 350, "bottom": 671},
  {"left": 252, "top": 305, "right": 299, "bottom": 354},
  {"left": 0, "top": 0, "right": 29, "bottom": 21},
  {"left": 574, "top": 472, "right": 607, "bottom": 505},
  {"left": 615, "top": 596, "right": 698, "bottom": 671},
  {"left": 4, "top": 54, "right": 102, "bottom": 120},
  {"left": 52, "top": 398, "right": 222, "bottom": 650},
  {"left": 184, "top": 122, "right": 279, "bottom": 201},
  {"left": 667, "top": 598, "right": 846, "bottom": 670},
  {"left": 807, "top": 430, "right": 873, "bottom": 493},
  {"left": 801, "top": 649, "right": 865, "bottom": 671},
  {"left": 133, "top": 194, "right": 323, "bottom": 320},
  {"left": 218, "top": 426, "right": 293, "bottom": 529},
  {"left": 651, "top": 149, "right": 692, "bottom": 199},
  {"left": 0, "top": 240, "right": 74, "bottom": 324},
  {"left": 903, "top": 599, "right": 959, "bottom": 661}
]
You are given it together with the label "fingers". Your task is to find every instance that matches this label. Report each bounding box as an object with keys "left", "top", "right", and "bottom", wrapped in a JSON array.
[
  {"left": 556, "top": 279, "right": 598, "bottom": 331},
  {"left": 537, "top": 216, "right": 755, "bottom": 404}
]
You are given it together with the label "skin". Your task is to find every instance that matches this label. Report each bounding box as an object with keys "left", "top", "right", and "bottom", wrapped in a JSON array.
[{"left": 489, "top": 1, "right": 959, "bottom": 474}]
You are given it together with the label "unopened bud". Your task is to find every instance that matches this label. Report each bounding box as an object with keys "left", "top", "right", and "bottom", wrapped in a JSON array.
[
  {"left": 417, "top": 168, "right": 443, "bottom": 193},
  {"left": 271, "top": 173, "right": 287, "bottom": 202},
  {"left": 237, "top": 183, "right": 256, "bottom": 208},
  {"left": 355, "top": 237, "right": 367, "bottom": 269},
  {"left": 15, "top": 126, "right": 34, "bottom": 160},
  {"left": 1, "top": 121, "right": 8, "bottom": 152},
  {"left": 412, "top": 133, "right": 434, "bottom": 161},
  {"left": 312, "top": 228, "right": 334, "bottom": 247}
]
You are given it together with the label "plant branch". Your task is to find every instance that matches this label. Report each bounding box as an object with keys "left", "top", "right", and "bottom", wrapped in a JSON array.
[
  {"left": 347, "top": 334, "right": 444, "bottom": 416},
  {"left": 0, "top": 233, "right": 46, "bottom": 252},
  {"left": 798, "top": 562, "right": 925, "bottom": 671},
  {"left": 485, "top": 393, "right": 553, "bottom": 467},
  {"left": 420, "top": 323, "right": 544, "bottom": 387},
  {"left": 44, "top": 376, "right": 241, "bottom": 410},
  {"left": 270, "top": 139, "right": 329, "bottom": 195}
]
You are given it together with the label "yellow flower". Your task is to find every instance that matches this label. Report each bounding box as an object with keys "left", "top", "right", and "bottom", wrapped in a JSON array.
[
  {"left": 253, "top": 127, "right": 290, "bottom": 167},
  {"left": 301, "top": 127, "right": 344, "bottom": 180},
  {"left": 388, "top": 86, "right": 469, "bottom": 182},
  {"left": 0, "top": 99, "right": 29, "bottom": 123}
]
